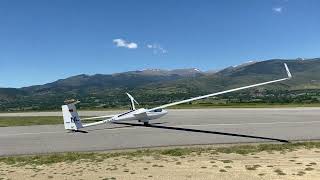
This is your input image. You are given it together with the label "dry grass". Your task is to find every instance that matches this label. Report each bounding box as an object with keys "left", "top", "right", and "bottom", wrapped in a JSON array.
[{"left": 1, "top": 142, "right": 320, "bottom": 179}]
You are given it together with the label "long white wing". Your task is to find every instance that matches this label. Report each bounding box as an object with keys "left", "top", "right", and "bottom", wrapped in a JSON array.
[
  {"left": 146, "top": 63, "right": 292, "bottom": 112},
  {"left": 82, "top": 117, "right": 114, "bottom": 127},
  {"left": 82, "top": 115, "right": 117, "bottom": 121}
]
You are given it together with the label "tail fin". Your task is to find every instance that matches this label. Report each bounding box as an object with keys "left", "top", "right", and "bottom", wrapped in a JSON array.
[{"left": 62, "top": 103, "right": 83, "bottom": 130}]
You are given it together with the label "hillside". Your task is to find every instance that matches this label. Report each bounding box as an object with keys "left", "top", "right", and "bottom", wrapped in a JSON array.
[{"left": 0, "top": 58, "right": 320, "bottom": 111}]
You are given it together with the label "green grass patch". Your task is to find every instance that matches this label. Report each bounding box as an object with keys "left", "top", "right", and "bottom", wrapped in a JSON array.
[
  {"left": 215, "top": 142, "right": 320, "bottom": 155},
  {"left": 0, "top": 116, "right": 63, "bottom": 127},
  {"left": 305, "top": 167, "right": 314, "bottom": 171},
  {"left": 0, "top": 116, "right": 94, "bottom": 127},
  {"left": 220, "top": 160, "right": 233, "bottom": 163},
  {"left": 245, "top": 164, "right": 261, "bottom": 170},
  {"left": 160, "top": 148, "right": 196, "bottom": 156},
  {"left": 297, "top": 171, "right": 306, "bottom": 176},
  {"left": 0, "top": 141, "right": 320, "bottom": 166},
  {"left": 274, "top": 169, "right": 286, "bottom": 175}
]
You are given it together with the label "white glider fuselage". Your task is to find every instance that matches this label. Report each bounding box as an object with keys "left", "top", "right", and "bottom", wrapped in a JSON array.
[{"left": 111, "top": 108, "right": 168, "bottom": 122}]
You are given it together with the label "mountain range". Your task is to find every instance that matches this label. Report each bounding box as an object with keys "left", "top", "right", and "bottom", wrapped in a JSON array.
[{"left": 1, "top": 58, "right": 320, "bottom": 111}]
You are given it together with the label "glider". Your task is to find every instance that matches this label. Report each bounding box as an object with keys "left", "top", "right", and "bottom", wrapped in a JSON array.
[{"left": 62, "top": 63, "right": 292, "bottom": 131}]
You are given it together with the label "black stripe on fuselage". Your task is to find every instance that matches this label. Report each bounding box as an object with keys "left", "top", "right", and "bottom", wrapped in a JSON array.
[{"left": 117, "top": 110, "right": 135, "bottom": 117}]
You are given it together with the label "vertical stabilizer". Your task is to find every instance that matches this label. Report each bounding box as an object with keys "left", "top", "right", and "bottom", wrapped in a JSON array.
[{"left": 62, "top": 103, "right": 83, "bottom": 130}]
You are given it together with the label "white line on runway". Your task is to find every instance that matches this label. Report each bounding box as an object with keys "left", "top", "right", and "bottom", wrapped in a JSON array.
[{"left": 1, "top": 120, "right": 320, "bottom": 137}]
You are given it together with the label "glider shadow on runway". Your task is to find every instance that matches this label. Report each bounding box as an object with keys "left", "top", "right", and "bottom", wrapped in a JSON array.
[
  {"left": 74, "top": 122, "right": 168, "bottom": 133},
  {"left": 113, "top": 122, "right": 290, "bottom": 143}
]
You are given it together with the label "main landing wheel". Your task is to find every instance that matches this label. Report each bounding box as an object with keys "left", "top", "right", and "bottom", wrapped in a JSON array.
[{"left": 143, "top": 122, "right": 150, "bottom": 126}]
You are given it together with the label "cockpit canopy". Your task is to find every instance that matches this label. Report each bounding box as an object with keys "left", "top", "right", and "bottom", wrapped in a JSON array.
[{"left": 151, "top": 109, "right": 163, "bottom": 112}]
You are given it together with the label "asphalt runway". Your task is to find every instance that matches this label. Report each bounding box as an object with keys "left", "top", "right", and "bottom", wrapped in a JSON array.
[{"left": 0, "top": 108, "right": 320, "bottom": 156}]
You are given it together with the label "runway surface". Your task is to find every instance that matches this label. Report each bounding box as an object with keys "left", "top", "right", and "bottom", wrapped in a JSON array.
[{"left": 0, "top": 108, "right": 320, "bottom": 156}]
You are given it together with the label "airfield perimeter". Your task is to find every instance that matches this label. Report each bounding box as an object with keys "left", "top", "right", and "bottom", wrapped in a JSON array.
[{"left": 0, "top": 108, "right": 320, "bottom": 156}]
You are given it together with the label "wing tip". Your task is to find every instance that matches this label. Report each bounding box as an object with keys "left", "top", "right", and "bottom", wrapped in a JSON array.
[{"left": 284, "top": 63, "right": 292, "bottom": 79}]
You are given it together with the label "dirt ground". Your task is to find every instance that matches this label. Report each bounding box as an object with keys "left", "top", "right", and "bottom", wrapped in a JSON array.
[{"left": 1, "top": 148, "right": 320, "bottom": 180}]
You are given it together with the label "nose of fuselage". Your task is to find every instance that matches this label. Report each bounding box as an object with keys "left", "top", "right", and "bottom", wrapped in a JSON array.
[
  {"left": 148, "top": 109, "right": 168, "bottom": 120},
  {"left": 162, "top": 109, "right": 168, "bottom": 115}
]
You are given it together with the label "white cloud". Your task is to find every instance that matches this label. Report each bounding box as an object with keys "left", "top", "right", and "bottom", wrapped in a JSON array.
[
  {"left": 146, "top": 43, "right": 167, "bottom": 54},
  {"left": 272, "top": 7, "right": 283, "bottom": 13},
  {"left": 112, "top": 39, "right": 167, "bottom": 54},
  {"left": 126, "top": 42, "right": 138, "bottom": 49},
  {"left": 113, "top": 38, "right": 138, "bottom": 49}
]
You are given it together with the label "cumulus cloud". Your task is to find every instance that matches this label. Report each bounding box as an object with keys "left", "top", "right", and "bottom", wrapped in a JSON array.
[
  {"left": 113, "top": 38, "right": 138, "bottom": 49},
  {"left": 146, "top": 43, "right": 167, "bottom": 54},
  {"left": 272, "top": 7, "right": 283, "bottom": 13},
  {"left": 112, "top": 39, "right": 168, "bottom": 54}
]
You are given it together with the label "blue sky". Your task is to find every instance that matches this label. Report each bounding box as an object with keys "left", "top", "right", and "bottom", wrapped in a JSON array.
[{"left": 0, "top": 0, "right": 319, "bottom": 88}]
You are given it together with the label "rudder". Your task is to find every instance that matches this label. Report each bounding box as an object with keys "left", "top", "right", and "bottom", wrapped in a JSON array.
[{"left": 62, "top": 103, "right": 83, "bottom": 130}]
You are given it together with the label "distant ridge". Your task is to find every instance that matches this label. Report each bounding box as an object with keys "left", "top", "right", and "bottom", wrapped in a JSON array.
[
  {"left": 117, "top": 68, "right": 204, "bottom": 77},
  {"left": 0, "top": 58, "right": 320, "bottom": 111}
]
